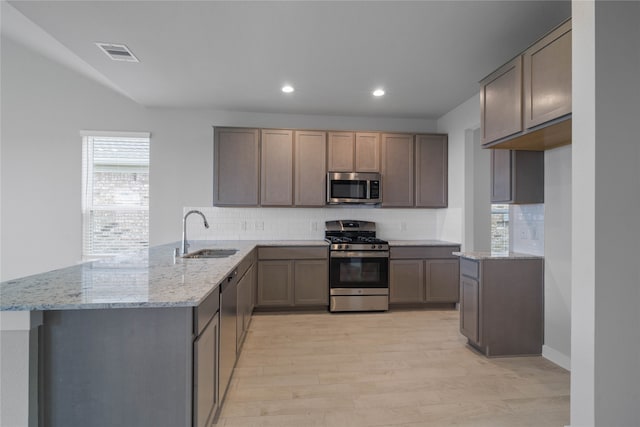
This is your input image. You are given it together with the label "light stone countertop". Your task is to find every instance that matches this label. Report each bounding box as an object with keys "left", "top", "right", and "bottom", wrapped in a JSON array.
[
  {"left": 0, "top": 240, "right": 328, "bottom": 311},
  {"left": 1, "top": 239, "right": 463, "bottom": 311},
  {"left": 453, "top": 251, "right": 544, "bottom": 260},
  {"left": 388, "top": 240, "right": 460, "bottom": 247}
]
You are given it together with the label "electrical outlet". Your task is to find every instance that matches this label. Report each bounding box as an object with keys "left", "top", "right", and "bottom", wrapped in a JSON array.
[
  {"left": 240, "top": 221, "right": 247, "bottom": 231},
  {"left": 400, "top": 222, "right": 407, "bottom": 231},
  {"left": 311, "top": 221, "right": 318, "bottom": 231},
  {"left": 255, "top": 221, "right": 264, "bottom": 231}
]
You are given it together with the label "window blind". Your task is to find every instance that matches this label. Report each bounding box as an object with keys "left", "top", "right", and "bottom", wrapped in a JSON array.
[{"left": 82, "top": 135, "right": 150, "bottom": 259}]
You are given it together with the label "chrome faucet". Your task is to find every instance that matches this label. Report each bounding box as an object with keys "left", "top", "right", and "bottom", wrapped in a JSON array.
[{"left": 181, "top": 210, "right": 210, "bottom": 255}]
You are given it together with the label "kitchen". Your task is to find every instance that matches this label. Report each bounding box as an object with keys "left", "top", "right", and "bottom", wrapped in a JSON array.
[{"left": 1, "top": 2, "right": 639, "bottom": 427}]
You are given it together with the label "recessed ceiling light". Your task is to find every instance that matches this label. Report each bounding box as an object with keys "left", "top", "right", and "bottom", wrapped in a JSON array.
[
  {"left": 373, "top": 88, "right": 385, "bottom": 97},
  {"left": 282, "top": 85, "right": 294, "bottom": 93}
]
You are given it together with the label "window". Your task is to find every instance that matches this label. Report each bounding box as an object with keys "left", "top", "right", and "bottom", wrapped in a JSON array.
[
  {"left": 82, "top": 132, "right": 150, "bottom": 259},
  {"left": 491, "top": 204, "right": 509, "bottom": 253}
]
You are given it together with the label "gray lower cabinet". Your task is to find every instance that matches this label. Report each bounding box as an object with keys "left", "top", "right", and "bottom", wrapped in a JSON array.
[
  {"left": 42, "top": 289, "right": 222, "bottom": 427},
  {"left": 236, "top": 263, "right": 254, "bottom": 351},
  {"left": 194, "top": 312, "right": 219, "bottom": 427},
  {"left": 257, "top": 260, "right": 294, "bottom": 306},
  {"left": 214, "top": 127, "right": 260, "bottom": 206},
  {"left": 257, "top": 247, "right": 329, "bottom": 308},
  {"left": 294, "top": 260, "right": 329, "bottom": 305},
  {"left": 491, "top": 149, "right": 544, "bottom": 204},
  {"left": 389, "top": 246, "right": 460, "bottom": 304},
  {"left": 459, "top": 256, "right": 544, "bottom": 357}
]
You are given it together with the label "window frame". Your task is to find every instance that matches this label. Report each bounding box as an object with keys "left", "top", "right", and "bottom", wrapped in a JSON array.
[{"left": 81, "top": 131, "right": 151, "bottom": 260}]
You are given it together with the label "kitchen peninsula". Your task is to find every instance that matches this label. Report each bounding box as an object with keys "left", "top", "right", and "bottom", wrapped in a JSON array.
[{"left": 1, "top": 238, "right": 459, "bottom": 427}]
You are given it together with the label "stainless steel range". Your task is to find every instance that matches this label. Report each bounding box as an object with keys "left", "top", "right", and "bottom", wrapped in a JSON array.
[{"left": 325, "top": 220, "right": 389, "bottom": 312}]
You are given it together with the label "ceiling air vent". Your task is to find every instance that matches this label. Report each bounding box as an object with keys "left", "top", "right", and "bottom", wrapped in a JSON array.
[{"left": 95, "top": 43, "right": 139, "bottom": 62}]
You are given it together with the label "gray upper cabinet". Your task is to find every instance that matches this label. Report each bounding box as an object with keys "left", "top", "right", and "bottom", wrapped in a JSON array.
[
  {"left": 381, "top": 133, "right": 414, "bottom": 207},
  {"left": 355, "top": 132, "right": 380, "bottom": 172},
  {"left": 294, "top": 130, "right": 327, "bottom": 206},
  {"left": 327, "top": 131, "right": 355, "bottom": 172},
  {"left": 480, "top": 18, "right": 572, "bottom": 150},
  {"left": 328, "top": 131, "right": 380, "bottom": 173},
  {"left": 480, "top": 57, "right": 523, "bottom": 145},
  {"left": 214, "top": 128, "right": 260, "bottom": 206},
  {"left": 415, "top": 134, "right": 448, "bottom": 208},
  {"left": 261, "top": 129, "right": 293, "bottom": 206},
  {"left": 523, "top": 19, "right": 572, "bottom": 129},
  {"left": 491, "top": 149, "right": 544, "bottom": 204}
]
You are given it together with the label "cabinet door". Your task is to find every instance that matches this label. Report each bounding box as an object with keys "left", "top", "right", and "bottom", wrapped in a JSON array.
[
  {"left": 236, "top": 267, "right": 252, "bottom": 348},
  {"left": 460, "top": 276, "right": 480, "bottom": 344},
  {"left": 480, "top": 57, "right": 522, "bottom": 145},
  {"left": 381, "top": 133, "right": 414, "bottom": 207},
  {"left": 193, "top": 313, "right": 218, "bottom": 427},
  {"left": 491, "top": 150, "right": 544, "bottom": 204},
  {"left": 261, "top": 129, "right": 293, "bottom": 206},
  {"left": 327, "top": 132, "right": 354, "bottom": 172},
  {"left": 294, "top": 260, "right": 329, "bottom": 305},
  {"left": 490, "top": 149, "right": 512, "bottom": 203},
  {"left": 294, "top": 130, "right": 327, "bottom": 206},
  {"left": 257, "top": 260, "right": 293, "bottom": 306},
  {"left": 425, "top": 259, "right": 459, "bottom": 302},
  {"left": 523, "top": 20, "right": 572, "bottom": 129},
  {"left": 355, "top": 132, "right": 380, "bottom": 172},
  {"left": 415, "top": 134, "right": 448, "bottom": 208},
  {"left": 389, "top": 260, "right": 424, "bottom": 303},
  {"left": 214, "top": 128, "right": 259, "bottom": 206}
]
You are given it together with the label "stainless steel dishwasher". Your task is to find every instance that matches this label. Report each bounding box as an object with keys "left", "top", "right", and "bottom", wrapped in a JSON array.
[{"left": 219, "top": 269, "right": 238, "bottom": 403}]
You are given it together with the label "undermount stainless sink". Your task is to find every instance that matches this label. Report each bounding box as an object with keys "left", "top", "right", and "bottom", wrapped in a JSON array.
[{"left": 182, "top": 249, "right": 238, "bottom": 259}]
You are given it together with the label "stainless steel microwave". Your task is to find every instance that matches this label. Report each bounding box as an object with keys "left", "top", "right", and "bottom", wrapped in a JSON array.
[{"left": 327, "top": 172, "right": 382, "bottom": 204}]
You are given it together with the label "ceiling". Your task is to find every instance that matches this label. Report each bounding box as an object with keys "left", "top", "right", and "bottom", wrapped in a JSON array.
[{"left": 5, "top": 1, "right": 570, "bottom": 119}]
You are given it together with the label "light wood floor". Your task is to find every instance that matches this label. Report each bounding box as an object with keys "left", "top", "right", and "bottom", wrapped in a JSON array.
[{"left": 215, "top": 309, "right": 569, "bottom": 427}]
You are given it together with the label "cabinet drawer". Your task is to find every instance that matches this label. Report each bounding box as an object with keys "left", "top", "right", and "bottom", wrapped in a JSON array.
[
  {"left": 258, "top": 246, "right": 328, "bottom": 260},
  {"left": 194, "top": 287, "right": 220, "bottom": 336},
  {"left": 390, "top": 246, "right": 459, "bottom": 260},
  {"left": 460, "top": 258, "right": 479, "bottom": 279}
]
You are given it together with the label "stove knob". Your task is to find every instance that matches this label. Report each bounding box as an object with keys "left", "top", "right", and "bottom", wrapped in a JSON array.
[
  {"left": 378, "top": 244, "right": 383, "bottom": 249},
  {"left": 345, "top": 244, "right": 350, "bottom": 250},
  {"left": 371, "top": 245, "right": 376, "bottom": 249}
]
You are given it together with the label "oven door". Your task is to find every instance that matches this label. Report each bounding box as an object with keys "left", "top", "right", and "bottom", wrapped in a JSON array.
[{"left": 329, "top": 251, "right": 389, "bottom": 289}]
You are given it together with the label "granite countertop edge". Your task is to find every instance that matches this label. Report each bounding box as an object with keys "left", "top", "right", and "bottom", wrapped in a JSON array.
[
  {"left": 453, "top": 251, "right": 544, "bottom": 260},
  {"left": 1, "top": 239, "right": 459, "bottom": 311}
]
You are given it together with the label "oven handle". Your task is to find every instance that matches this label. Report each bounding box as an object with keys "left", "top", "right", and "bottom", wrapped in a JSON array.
[{"left": 330, "top": 251, "right": 389, "bottom": 258}]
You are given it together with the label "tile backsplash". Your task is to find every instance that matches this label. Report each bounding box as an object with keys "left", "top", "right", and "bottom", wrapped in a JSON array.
[
  {"left": 183, "top": 206, "right": 448, "bottom": 241},
  {"left": 510, "top": 204, "right": 545, "bottom": 256}
]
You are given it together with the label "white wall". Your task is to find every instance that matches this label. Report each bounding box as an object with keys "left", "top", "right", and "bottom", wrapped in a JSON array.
[
  {"left": 542, "top": 146, "right": 572, "bottom": 370},
  {"left": 0, "top": 37, "right": 149, "bottom": 281},
  {"left": 1, "top": 35, "right": 441, "bottom": 281},
  {"left": 571, "top": 1, "right": 640, "bottom": 425},
  {"left": 436, "top": 93, "right": 481, "bottom": 249}
]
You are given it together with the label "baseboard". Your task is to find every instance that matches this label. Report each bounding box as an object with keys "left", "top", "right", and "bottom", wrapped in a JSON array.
[{"left": 542, "top": 344, "right": 571, "bottom": 371}]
